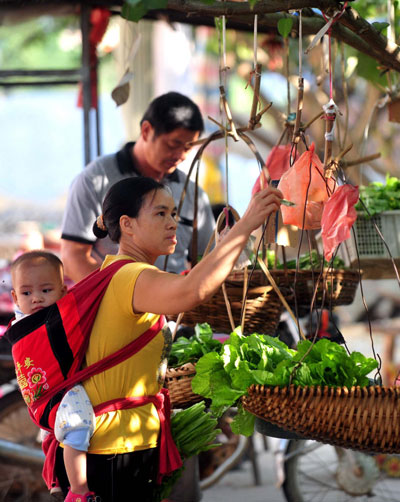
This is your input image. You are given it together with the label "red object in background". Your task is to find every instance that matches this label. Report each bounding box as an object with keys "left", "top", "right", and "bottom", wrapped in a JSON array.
[
  {"left": 277, "top": 143, "right": 335, "bottom": 230},
  {"left": 321, "top": 184, "right": 359, "bottom": 261},
  {"left": 252, "top": 144, "right": 293, "bottom": 195},
  {"left": 77, "top": 8, "right": 111, "bottom": 110},
  {"left": 260, "top": 33, "right": 284, "bottom": 71}
]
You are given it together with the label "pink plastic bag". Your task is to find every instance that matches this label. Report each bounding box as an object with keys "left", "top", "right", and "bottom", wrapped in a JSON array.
[
  {"left": 252, "top": 144, "right": 292, "bottom": 195},
  {"left": 321, "top": 184, "right": 359, "bottom": 261},
  {"left": 277, "top": 143, "right": 334, "bottom": 230}
]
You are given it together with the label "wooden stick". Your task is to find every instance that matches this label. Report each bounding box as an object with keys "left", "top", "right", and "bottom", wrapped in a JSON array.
[
  {"left": 207, "top": 115, "right": 226, "bottom": 131},
  {"left": 292, "top": 77, "right": 304, "bottom": 144},
  {"left": 302, "top": 111, "right": 325, "bottom": 130},
  {"left": 248, "top": 63, "right": 262, "bottom": 129},
  {"left": 257, "top": 257, "right": 306, "bottom": 340},
  {"left": 334, "top": 143, "right": 353, "bottom": 163},
  {"left": 186, "top": 122, "right": 262, "bottom": 148},
  {"left": 340, "top": 152, "right": 381, "bottom": 168},
  {"left": 220, "top": 85, "right": 240, "bottom": 141},
  {"left": 254, "top": 102, "right": 273, "bottom": 124}
]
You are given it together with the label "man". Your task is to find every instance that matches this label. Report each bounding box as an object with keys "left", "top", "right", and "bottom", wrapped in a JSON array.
[
  {"left": 61, "top": 92, "right": 215, "bottom": 502},
  {"left": 61, "top": 91, "right": 215, "bottom": 281}
]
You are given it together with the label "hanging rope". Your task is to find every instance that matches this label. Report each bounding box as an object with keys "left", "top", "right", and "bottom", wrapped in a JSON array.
[
  {"left": 253, "top": 14, "right": 258, "bottom": 69},
  {"left": 248, "top": 14, "right": 262, "bottom": 130},
  {"left": 315, "top": 4, "right": 348, "bottom": 171},
  {"left": 292, "top": 9, "right": 304, "bottom": 154}
]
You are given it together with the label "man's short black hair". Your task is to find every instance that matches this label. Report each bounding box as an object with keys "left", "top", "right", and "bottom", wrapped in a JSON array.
[{"left": 140, "top": 92, "right": 204, "bottom": 136}]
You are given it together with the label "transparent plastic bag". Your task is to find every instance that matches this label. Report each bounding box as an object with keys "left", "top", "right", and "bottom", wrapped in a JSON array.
[
  {"left": 321, "top": 184, "right": 359, "bottom": 261},
  {"left": 277, "top": 143, "right": 335, "bottom": 230},
  {"left": 252, "top": 144, "right": 292, "bottom": 195}
]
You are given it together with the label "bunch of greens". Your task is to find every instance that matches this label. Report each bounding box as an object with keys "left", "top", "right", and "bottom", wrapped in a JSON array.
[
  {"left": 170, "top": 401, "right": 221, "bottom": 457},
  {"left": 250, "top": 249, "right": 280, "bottom": 269},
  {"left": 356, "top": 174, "right": 400, "bottom": 216},
  {"left": 249, "top": 250, "right": 345, "bottom": 271},
  {"left": 275, "top": 250, "right": 345, "bottom": 270},
  {"left": 192, "top": 329, "right": 378, "bottom": 436},
  {"left": 153, "top": 402, "right": 221, "bottom": 501},
  {"left": 168, "top": 323, "right": 223, "bottom": 367}
]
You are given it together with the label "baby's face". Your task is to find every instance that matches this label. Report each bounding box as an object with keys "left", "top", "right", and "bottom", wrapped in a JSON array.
[{"left": 11, "top": 261, "right": 67, "bottom": 315}]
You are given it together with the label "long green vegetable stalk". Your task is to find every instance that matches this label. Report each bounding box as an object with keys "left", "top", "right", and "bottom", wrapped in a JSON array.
[{"left": 153, "top": 402, "right": 221, "bottom": 502}]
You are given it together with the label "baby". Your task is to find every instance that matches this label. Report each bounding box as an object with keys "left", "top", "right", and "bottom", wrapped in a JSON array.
[{"left": 11, "top": 250, "right": 98, "bottom": 502}]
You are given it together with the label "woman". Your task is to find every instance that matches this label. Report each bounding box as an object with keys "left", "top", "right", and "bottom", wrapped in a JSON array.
[{"left": 55, "top": 176, "right": 282, "bottom": 501}]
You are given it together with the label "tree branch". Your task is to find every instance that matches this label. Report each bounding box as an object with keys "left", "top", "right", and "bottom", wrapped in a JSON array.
[{"left": 150, "top": 0, "right": 400, "bottom": 73}]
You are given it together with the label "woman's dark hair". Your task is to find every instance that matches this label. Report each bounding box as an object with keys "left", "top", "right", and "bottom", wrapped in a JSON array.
[
  {"left": 93, "top": 177, "right": 166, "bottom": 243},
  {"left": 140, "top": 92, "right": 204, "bottom": 136}
]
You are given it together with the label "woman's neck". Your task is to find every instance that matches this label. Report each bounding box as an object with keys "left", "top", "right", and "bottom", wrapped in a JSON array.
[{"left": 118, "top": 242, "right": 156, "bottom": 265}]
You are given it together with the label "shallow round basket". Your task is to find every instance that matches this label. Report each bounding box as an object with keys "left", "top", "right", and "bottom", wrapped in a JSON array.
[
  {"left": 254, "top": 417, "right": 304, "bottom": 440},
  {"left": 168, "top": 280, "right": 284, "bottom": 335},
  {"left": 270, "top": 268, "right": 361, "bottom": 307},
  {"left": 242, "top": 384, "right": 400, "bottom": 454},
  {"left": 164, "top": 362, "right": 203, "bottom": 409},
  {"left": 224, "top": 269, "right": 269, "bottom": 287}
]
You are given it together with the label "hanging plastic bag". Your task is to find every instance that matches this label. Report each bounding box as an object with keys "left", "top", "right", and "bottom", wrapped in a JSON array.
[
  {"left": 277, "top": 143, "right": 334, "bottom": 230},
  {"left": 321, "top": 184, "right": 359, "bottom": 261},
  {"left": 251, "top": 144, "right": 293, "bottom": 195},
  {"left": 251, "top": 144, "right": 299, "bottom": 246}
]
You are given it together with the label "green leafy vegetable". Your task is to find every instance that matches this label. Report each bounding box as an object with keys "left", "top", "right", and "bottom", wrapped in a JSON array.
[
  {"left": 356, "top": 174, "right": 400, "bottom": 216},
  {"left": 168, "top": 323, "right": 223, "bottom": 367},
  {"left": 192, "top": 328, "right": 378, "bottom": 436},
  {"left": 153, "top": 402, "right": 221, "bottom": 501},
  {"left": 275, "top": 250, "right": 345, "bottom": 270}
]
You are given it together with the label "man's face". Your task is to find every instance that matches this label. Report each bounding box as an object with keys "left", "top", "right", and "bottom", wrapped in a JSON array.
[{"left": 143, "top": 122, "right": 200, "bottom": 177}]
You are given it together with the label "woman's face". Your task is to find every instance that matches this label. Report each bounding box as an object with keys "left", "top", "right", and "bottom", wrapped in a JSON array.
[{"left": 130, "top": 188, "right": 178, "bottom": 259}]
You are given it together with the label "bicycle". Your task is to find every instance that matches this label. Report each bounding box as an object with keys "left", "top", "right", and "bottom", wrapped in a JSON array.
[
  {"left": 0, "top": 379, "right": 51, "bottom": 501},
  {"left": 280, "top": 438, "right": 400, "bottom": 501},
  {"left": 276, "top": 306, "right": 400, "bottom": 502}
]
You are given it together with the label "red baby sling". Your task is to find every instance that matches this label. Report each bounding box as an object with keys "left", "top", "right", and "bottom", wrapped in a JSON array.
[{"left": 5, "top": 260, "right": 182, "bottom": 488}]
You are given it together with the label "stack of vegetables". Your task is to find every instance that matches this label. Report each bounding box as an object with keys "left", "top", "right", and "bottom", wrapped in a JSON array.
[
  {"left": 154, "top": 401, "right": 221, "bottom": 502},
  {"left": 191, "top": 328, "right": 378, "bottom": 436},
  {"left": 248, "top": 249, "right": 346, "bottom": 270}
]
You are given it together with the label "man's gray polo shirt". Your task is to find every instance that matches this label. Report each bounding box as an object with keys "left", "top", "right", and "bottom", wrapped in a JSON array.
[{"left": 61, "top": 142, "right": 215, "bottom": 273}]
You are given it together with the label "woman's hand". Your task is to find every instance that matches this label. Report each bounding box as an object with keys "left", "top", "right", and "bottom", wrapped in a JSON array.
[{"left": 239, "top": 186, "right": 283, "bottom": 232}]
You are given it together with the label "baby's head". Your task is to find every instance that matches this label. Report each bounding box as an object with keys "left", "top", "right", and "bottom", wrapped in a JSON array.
[{"left": 11, "top": 250, "right": 67, "bottom": 316}]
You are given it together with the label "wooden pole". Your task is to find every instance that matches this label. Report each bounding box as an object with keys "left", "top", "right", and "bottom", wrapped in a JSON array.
[
  {"left": 81, "top": 3, "right": 92, "bottom": 166},
  {"left": 292, "top": 77, "right": 304, "bottom": 144}
]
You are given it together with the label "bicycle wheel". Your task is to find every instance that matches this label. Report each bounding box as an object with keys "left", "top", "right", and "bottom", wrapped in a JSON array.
[
  {"left": 283, "top": 439, "right": 400, "bottom": 502},
  {"left": 0, "top": 389, "right": 52, "bottom": 501}
]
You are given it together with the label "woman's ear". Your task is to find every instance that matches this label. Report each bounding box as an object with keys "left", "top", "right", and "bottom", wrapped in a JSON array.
[{"left": 119, "top": 215, "right": 134, "bottom": 236}]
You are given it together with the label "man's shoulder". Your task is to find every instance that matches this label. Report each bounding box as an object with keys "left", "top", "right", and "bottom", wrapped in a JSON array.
[
  {"left": 172, "top": 169, "right": 201, "bottom": 191},
  {"left": 72, "top": 152, "right": 124, "bottom": 193},
  {"left": 172, "top": 169, "right": 210, "bottom": 200},
  {"left": 84, "top": 151, "right": 119, "bottom": 177}
]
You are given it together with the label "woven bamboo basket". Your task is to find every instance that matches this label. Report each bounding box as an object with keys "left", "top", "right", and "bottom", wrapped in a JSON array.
[
  {"left": 164, "top": 362, "right": 203, "bottom": 409},
  {"left": 270, "top": 268, "right": 361, "bottom": 307},
  {"left": 242, "top": 384, "right": 400, "bottom": 453},
  {"left": 168, "top": 283, "right": 283, "bottom": 335}
]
